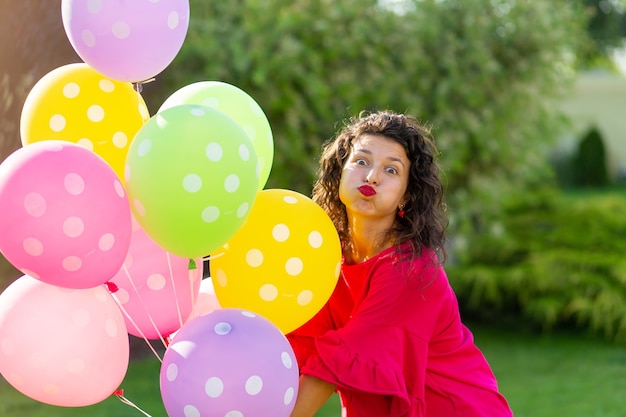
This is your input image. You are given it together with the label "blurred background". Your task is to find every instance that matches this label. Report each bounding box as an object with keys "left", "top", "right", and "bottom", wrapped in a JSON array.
[{"left": 2, "top": 1, "right": 626, "bottom": 416}]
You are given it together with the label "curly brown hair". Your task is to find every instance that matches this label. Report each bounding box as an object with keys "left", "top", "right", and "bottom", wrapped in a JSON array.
[{"left": 311, "top": 110, "right": 448, "bottom": 264}]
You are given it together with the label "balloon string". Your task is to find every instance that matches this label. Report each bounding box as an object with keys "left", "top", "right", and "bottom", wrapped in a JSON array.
[
  {"left": 121, "top": 264, "right": 169, "bottom": 351},
  {"left": 107, "top": 284, "right": 163, "bottom": 363},
  {"left": 166, "top": 253, "right": 184, "bottom": 329},
  {"left": 114, "top": 390, "right": 153, "bottom": 417}
]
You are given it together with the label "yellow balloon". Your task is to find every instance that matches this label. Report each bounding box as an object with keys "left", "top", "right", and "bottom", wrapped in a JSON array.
[
  {"left": 20, "top": 63, "right": 150, "bottom": 179},
  {"left": 210, "top": 189, "right": 342, "bottom": 334}
]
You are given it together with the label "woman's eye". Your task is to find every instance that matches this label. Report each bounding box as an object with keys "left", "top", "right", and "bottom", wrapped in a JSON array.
[
  {"left": 386, "top": 167, "right": 398, "bottom": 175},
  {"left": 355, "top": 158, "right": 367, "bottom": 165}
]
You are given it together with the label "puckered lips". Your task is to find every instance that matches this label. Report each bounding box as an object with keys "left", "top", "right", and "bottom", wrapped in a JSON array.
[{"left": 358, "top": 185, "right": 376, "bottom": 196}]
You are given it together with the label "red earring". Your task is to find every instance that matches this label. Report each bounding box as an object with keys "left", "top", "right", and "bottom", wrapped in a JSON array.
[{"left": 398, "top": 206, "right": 405, "bottom": 218}]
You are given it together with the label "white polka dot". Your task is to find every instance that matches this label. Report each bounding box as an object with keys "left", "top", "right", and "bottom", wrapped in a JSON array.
[
  {"left": 201, "top": 97, "right": 219, "bottom": 108},
  {"left": 99, "top": 233, "right": 115, "bottom": 251},
  {"left": 205, "top": 142, "right": 223, "bottom": 161},
  {"left": 205, "top": 377, "right": 224, "bottom": 397},
  {"left": 239, "top": 144, "right": 251, "bottom": 161},
  {"left": 250, "top": 100, "right": 263, "bottom": 116},
  {"left": 116, "top": 288, "right": 130, "bottom": 304},
  {"left": 167, "top": 11, "right": 180, "bottom": 29},
  {"left": 297, "top": 290, "right": 313, "bottom": 306},
  {"left": 77, "top": 138, "right": 94, "bottom": 151},
  {"left": 242, "top": 126, "right": 256, "bottom": 141},
  {"left": 72, "top": 308, "right": 90, "bottom": 327},
  {"left": 23, "top": 269, "right": 39, "bottom": 279},
  {"left": 191, "top": 107, "right": 205, "bottom": 117},
  {"left": 272, "top": 224, "right": 289, "bottom": 242},
  {"left": 237, "top": 202, "right": 249, "bottom": 218},
  {"left": 214, "top": 322, "right": 232, "bottom": 335},
  {"left": 23, "top": 237, "right": 43, "bottom": 256},
  {"left": 24, "top": 193, "right": 46, "bottom": 217},
  {"left": 112, "top": 21, "right": 130, "bottom": 39},
  {"left": 183, "top": 174, "right": 202, "bottom": 192},
  {"left": 284, "top": 387, "right": 295, "bottom": 405},
  {"left": 183, "top": 404, "right": 200, "bottom": 417},
  {"left": 214, "top": 269, "right": 227, "bottom": 286},
  {"left": 112, "top": 131, "right": 128, "bottom": 148},
  {"left": 63, "top": 217, "right": 85, "bottom": 237},
  {"left": 99, "top": 79, "right": 115, "bottom": 93},
  {"left": 139, "top": 103, "right": 149, "bottom": 120},
  {"left": 87, "top": 0, "right": 102, "bottom": 13},
  {"left": 106, "top": 318, "right": 119, "bottom": 337},
  {"left": 64, "top": 173, "right": 85, "bottom": 195},
  {"left": 245, "top": 249, "right": 263, "bottom": 267},
  {"left": 50, "top": 114, "right": 66, "bottom": 132},
  {"left": 133, "top": 199, "right": 146, "bottom": 216},
  {"left": 137, "top": 139, "right": 152, "bottom": 156},
  {"left": 147, "top": 274, "right": 166, "bottom": 290},
  {"left": 166, "top": 363, "right": 178, "bottom": 381},
  {"left": 82, "top": 29, "right": 96, "bottom": 47},
  {"left": 87, "top": 104, "right": 105, "bottom": 122},
  {"left": 201, "top": 206, "right": 220, "bottom": 223},
  {"left": 225, "top": 411, "right": 243, "bottom": 417},
  {"left": 285, "top": 257, "right": 303, "bottom": 276},
  {"left": 245, "top": 375, "right": 263, "bottom": 395},
  {"left": 114, "top": 180, "right": 125, "bottom": 198},
  {"left": 281, "top": 352, "right": 293, "bottom": 369},
  {"left": 63, "top": 256, "right": 82, "bottom": 272},
  {"left": 224, "top": 174, "right": 240, "bottom": 192},
  {"left": 308, "top": 231, "right": 323, "bottom": 248},
  {"left": 67, "top": 358, "right": 85, "bottom": 374},
  {"left": 259, "top": 284, "right": 278, "bottom": 301},
  {"left": 241, "top": 311, "right": 255, "bottom": 318},
  {"left": 283, "top": 195, "right": 298, "bottom": 204},
  {"left": 63, "top": 82, "right": 80, "bottom": 98}
]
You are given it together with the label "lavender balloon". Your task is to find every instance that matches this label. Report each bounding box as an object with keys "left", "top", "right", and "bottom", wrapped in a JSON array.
[
  {"left": 61, "top": 0, "right": 190, "bottom": 82},
  {"left": 160, "top": 309, "right": 299, "bottom": 417}
]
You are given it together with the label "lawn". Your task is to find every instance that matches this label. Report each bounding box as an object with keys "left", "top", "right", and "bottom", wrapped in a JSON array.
[{"left": 3, "top": 322, "right": 626, "bottom": 417}]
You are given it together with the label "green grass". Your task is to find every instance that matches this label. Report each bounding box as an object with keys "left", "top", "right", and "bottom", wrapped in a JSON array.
[{"left": 3, "top": 323, "right": 626, "bottom": 417}]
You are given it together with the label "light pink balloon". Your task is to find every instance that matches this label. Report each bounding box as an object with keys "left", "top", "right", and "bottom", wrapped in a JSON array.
[
  {"left": 0, "top": 141, "right": 132, "bottom": 289},
  {"left": 109, "top": 217, "right": 202, "bottom": 340},
  {"left": 188, "top": 277, "right": 222, "bottom": 321},
  {"left": 0, "top": 275, "right": 129, "bottom": 407},
  {"left": 61, "top": 0, "right": 190, "bottom": 82}
]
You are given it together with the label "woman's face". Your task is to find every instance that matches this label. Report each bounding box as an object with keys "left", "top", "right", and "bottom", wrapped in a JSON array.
[{"left": 339, "top": 134, "right": 410, "bottom": 223}]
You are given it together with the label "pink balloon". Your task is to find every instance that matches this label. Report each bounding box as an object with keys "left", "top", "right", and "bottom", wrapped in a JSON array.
[
  {"left": 61, "top": 0, "right": 190, "bottom": 82},
  {"left": 109, "top": 217, "right": 202, "bottom": 340},
  {"left": 0, "top": 141, "right": 132, "bottom": 289},
  {"left": 0, "top": 275, "right": 129, "bottom": 407},
  {"left": 160, "top": 309, "right": 299, "bottom": 417}
]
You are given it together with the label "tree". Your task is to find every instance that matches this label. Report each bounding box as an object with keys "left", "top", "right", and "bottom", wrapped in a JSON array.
[{"left": 145, "top": 0, "right": 586, "bottom": 241}]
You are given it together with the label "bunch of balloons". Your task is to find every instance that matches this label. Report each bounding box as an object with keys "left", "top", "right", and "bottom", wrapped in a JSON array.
[{"left": 1, "top": 1, "right": 343, "bottom": 415}]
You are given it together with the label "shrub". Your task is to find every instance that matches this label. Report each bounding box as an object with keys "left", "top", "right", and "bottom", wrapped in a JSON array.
[
  {"left": 573, "top": 126, "right": 610, "bottom": 187},
  {"left": 448, "top": 188, "right": 626, "bottom": 342}
]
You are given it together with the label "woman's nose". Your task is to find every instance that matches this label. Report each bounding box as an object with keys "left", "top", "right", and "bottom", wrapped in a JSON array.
[{"left": 365, "top": 167, "right": 379, "bottom": 184}]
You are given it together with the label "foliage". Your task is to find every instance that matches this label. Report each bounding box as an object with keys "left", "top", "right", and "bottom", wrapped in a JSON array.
[
  {"left": 448, "top": 189, "right": 626, "bottom": 343},
  {"left": 143, "top": 0, "right": 587, "bottom": 240},
  {"left": 573, "top": 126, "right": 610, "bottom": 186}
]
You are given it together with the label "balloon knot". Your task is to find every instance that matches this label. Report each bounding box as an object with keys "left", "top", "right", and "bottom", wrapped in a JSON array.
[
  {"left": 106, "top": 281, "right": 119, "bottom": 293},
  {"left": 188, "top": 259, "right": 197, "bottom": 270},
  {"left": 114, "top": 388, "right": 124, "bottom": 397}
]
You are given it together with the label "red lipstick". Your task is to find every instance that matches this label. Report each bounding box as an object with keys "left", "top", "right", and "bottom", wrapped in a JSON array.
[{"left": 358, "top": 185, "right": 376, "bottom": 196}]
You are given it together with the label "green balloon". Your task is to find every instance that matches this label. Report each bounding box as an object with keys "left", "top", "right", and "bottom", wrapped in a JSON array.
[
  {"left": 125, "top": 104, "right": 259, "bottom": 258},
  {"left": 159, "top": 81, "right": 274, "bottom": 190}
]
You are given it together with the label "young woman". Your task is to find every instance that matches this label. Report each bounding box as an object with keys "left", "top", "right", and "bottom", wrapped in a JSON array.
[{"left": 287, "top": 111, "right": 513, "bottom": 417}]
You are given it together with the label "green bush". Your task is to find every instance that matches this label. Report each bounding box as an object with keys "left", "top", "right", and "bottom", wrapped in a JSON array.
[
  {"left": 573, "top": 127, "right": 610, "bottom": 187},
  {"left": 448, "top": 189, "right": 626, "bottom": 342}
]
